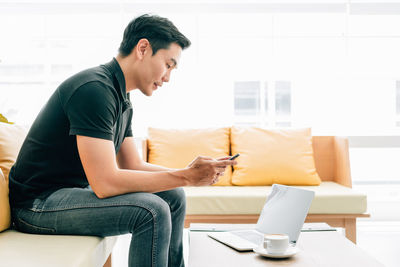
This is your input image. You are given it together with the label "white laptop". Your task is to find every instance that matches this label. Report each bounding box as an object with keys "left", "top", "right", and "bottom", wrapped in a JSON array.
[{"left": 208, "top": 184, "right": 315, "bottom": 251}]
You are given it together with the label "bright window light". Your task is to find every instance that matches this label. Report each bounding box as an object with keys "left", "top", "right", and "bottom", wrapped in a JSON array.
[{"left": 1, "top": 1, "right": 400, "bottom": 183}]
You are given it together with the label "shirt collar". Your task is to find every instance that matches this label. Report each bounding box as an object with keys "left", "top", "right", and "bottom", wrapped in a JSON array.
[{"left": 103, "top": 58, "right": 128, "bottom": 102}]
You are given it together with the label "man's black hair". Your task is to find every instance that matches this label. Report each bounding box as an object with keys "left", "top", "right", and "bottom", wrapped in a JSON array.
[{"left": 119, "top": 14, "right": 191, "bottom": 57}]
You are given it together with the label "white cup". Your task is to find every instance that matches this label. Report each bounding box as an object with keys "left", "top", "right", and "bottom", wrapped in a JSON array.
[{"left": 263, "top": 234, "right": 289, "bottom": 254}]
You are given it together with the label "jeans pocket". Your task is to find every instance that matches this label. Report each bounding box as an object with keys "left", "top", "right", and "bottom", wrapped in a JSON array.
[{"left": 15, "top": 217, "right": 56, "bottom": 235}]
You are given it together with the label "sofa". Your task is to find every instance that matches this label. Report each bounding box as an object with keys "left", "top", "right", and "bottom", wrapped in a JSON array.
[
  {"left": 0, "top": 121, "right": 117, "bottom": 267},
  {"left": 142, "top": 126, "right": 369, "bottom": 244}
]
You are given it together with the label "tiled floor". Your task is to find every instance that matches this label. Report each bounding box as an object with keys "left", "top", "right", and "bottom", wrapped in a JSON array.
[
  {"left": 111, "top": 220, "right": 400, "bottom": 267},
  {"left": 357, "top": 221, "right": 400, "bottom": 267},
  {"left": 111, "top": 230, "right": 190, "bottom": 267}
]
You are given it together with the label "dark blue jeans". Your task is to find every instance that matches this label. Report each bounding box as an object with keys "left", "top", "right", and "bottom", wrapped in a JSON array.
[{"left": 11, "top": 186, "right": 186, "bottom": 267}]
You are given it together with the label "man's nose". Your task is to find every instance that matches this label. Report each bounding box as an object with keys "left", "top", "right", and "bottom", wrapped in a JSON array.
[{"left": 162, "top": 70, "right": 171, "bottom": 83}]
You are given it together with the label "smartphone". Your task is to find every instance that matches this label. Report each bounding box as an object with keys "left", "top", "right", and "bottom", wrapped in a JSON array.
[{"left": 229, "top": 153, "right": 240, "bottom": 160}]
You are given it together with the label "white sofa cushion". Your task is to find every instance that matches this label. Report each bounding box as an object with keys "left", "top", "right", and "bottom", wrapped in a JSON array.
[
  {"left": 183, "top": 181, "right": 367, "bottom": 215},
  {"left": 0, "top": 230, "right": 117, "bottom": 267}
]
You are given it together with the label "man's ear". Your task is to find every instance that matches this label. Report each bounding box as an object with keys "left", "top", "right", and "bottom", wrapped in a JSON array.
[{"left": 136, "top": 38, "right": 151, "bottom": 59}]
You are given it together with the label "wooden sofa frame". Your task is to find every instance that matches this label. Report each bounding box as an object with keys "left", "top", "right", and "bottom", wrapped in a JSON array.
[{"left": 142, "top": 136, "right": 369, "bottom": 244}]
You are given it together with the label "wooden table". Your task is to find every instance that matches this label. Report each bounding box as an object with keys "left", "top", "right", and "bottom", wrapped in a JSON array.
[{"left": 189, "top": 230, "right": 383, "bottom": 267}]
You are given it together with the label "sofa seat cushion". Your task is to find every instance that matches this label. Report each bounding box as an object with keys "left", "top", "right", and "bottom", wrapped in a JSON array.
[
  {"left": 0, "top": 230, "right": 117, "bottom": 267},
  {"left": 183, "top": 181, "right": 367, "bottom": 215}
]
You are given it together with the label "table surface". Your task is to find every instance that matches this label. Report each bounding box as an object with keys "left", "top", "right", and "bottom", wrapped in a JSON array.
[{"left": 188, "top": 229, "right": 384, "bottom": 267}]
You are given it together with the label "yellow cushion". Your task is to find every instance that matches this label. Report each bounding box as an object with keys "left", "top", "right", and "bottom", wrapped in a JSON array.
[
  {"left": 231, "top": 127, "right": 321, "bottom": 186},
  {"left": 0, "top": 122, "right": 27, "bottom": 232},
  {"left": 0, "top": 122, "right": 27, "bottom": 182},
  {"left": 0, "top": 168, "right": 11, "bottom": 232},
  {"left": 147, "top": 127, "right": 232, "bottom": 185}
]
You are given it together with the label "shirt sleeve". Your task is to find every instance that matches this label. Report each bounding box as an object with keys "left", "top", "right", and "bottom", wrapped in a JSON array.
[
  {"left": 65, "top": 81, "right": 118, "bottom": 141},
  {"left": 125, "top": 107, "right": 133, "bottom": 138},
  {"left": 124, "top": 93, "right": 133, "bottom": 138},
  {"left": 125, "top": 122, "right": 133, "bottom": 137}
]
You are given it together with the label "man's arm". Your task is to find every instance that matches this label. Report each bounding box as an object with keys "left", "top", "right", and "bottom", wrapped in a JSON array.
[
  {"left": 116, "top": 137, "right": 172, "bottom": 172},
  {"left": 76, "top": 135, "right": 235, "bottom": 199}
]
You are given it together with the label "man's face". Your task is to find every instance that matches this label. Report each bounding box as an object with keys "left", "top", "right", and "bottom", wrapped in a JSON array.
[{"left": 137, "top": 42, "right": 182, "bottom": 96}]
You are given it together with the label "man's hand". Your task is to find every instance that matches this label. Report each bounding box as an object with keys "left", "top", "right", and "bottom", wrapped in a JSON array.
[{"left": 184, "top": 156, "right": 237, "bottom": 186}]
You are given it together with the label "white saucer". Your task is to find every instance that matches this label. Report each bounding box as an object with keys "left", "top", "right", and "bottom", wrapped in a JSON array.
[{"left": 253, "top": 246, "right": 300, "bottom": 258}]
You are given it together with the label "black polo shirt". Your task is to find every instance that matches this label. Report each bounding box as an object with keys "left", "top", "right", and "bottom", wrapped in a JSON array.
[{"left": 9, "top": 58, "right": 133, "bottom": 208}]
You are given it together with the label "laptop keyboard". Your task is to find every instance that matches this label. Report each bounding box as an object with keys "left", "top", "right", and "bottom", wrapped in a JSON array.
[{"left": 232, "top": 231, "right": 264, "bottom": 245}]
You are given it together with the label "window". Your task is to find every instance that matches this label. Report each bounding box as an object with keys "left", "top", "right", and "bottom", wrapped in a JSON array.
[
  {"left": 234, "top": 81, "right": 260, "bottom": 116},
  {"left": 397, "top": 81, "right": 400, "bottom": 126},
  {"left": 2, "top": 1, "right": 400, "bottom": 184},
  {"left": 275, "top": 81, "right": 291, "bottom": 127},
  {"left": 233, "top": 80, "right": 292, "bottom": 127}
]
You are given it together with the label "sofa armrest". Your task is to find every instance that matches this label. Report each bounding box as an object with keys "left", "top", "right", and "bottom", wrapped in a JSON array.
[
  {"left": 333, "top": 136, "right": 352, "bottom": 188},
  {"left": 142, "top": 139, "right": 148, "bottom": 162}
]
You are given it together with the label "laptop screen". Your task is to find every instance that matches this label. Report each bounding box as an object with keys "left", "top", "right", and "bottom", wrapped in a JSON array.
[{"left": 255, "top": 184, "right": 315, "bottom": 243}]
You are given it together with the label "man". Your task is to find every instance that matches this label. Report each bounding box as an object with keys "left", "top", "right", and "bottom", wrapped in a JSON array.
[{"left": 9, "top": 14, "right": 236, "bottom": 267}]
